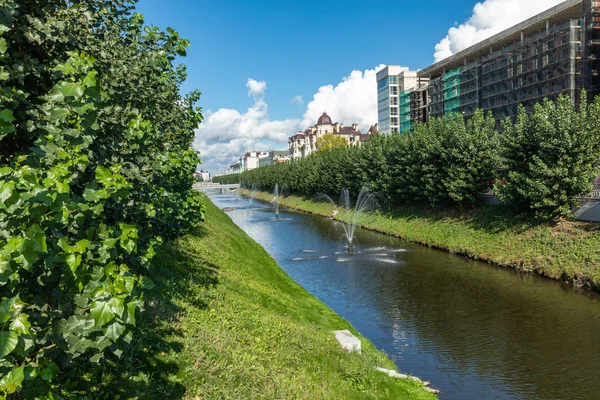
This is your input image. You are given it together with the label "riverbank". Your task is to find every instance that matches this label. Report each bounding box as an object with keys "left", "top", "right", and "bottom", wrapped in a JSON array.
[
  {"left": 239, "top": 189, "right": 600, "bottom": 293},
  {"left": 59, "top": 194, "right": 435, "bottom": 399}
]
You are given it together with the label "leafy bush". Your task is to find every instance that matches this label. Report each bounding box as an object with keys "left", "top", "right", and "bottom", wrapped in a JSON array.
[
  {"left": 498, "top": 93, "right": 600, "bottom": 219},
  {"left": 0, "top": 0, "right": 203, "bottom": 396},
  {"left": 220, "top": 112, "right": 500, "bottom": 207}
]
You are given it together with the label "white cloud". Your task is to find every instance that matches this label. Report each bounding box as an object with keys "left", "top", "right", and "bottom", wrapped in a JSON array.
[
  {"left": 195, "top": 66, "right": 384, "bottom": 174},
  {"left": 246, "top": 78, "right": 267, "bottom": 98},
  {"left": 433, "top": 0, "right": 565, "bottom": 62},
  {"left": 291, "top": 95, "right": 303, "bottom": 105},
  {"left": 301, "top": 65, "right": 385, "bottom": 132},
  {"left": 194, "top": 80, "right": 299, "bottom": 173}
]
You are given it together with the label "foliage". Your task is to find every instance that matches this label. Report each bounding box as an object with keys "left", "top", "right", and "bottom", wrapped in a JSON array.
[
  {"left": 218, "top": 112, "right": 500, "bottom": 208},
  {"left": 315, "top": 132, "right": 349, "bottom": 152},
  {"left": 0, "top": 0, "right": 203, "bottom": 396},
  {"left": 498, "top": 93, "right": 600, "bottom": 220}
]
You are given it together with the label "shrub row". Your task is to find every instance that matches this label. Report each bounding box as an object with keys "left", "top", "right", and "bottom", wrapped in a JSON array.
[
  {"left": 215, "top": 94, "right": 600, "bottom": 219},
  {"left": 0, "top": 1, "right": 203, "bottom": 396}
]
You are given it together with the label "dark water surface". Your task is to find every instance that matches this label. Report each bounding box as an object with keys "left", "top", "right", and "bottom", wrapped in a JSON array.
[{"left": 209, "top": 192, "right": 600, "bottom": 400}]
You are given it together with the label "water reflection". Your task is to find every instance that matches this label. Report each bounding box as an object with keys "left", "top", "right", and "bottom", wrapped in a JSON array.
[{"left": 209, "top": 192, "right": 600, "bottom": 400}]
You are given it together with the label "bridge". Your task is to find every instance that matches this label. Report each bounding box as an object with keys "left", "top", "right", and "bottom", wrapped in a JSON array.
[{"left": 194, "top": 182, "right": 240, "bottom": 192}]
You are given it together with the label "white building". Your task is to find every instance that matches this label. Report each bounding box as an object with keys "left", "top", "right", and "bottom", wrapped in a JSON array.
[
  {"left": 377, "top": 66, "right": 428, "bottom": 134},
  {"left": 288, "top": 112, "right": 372, "bottom": 159},
  {"left": 242, "top": 151, "right": 269, "bottom": 171}
]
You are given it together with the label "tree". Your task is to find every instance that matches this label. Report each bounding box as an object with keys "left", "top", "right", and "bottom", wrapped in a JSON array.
[
  {"left": 0, "top": 1, "right": 203, "bottom": 396},
  {"left": 498, "top": 92, "right": 600, "bottom": 220},
  {"left": 315, "top": 132, "right": 348, "bottom": 152}
]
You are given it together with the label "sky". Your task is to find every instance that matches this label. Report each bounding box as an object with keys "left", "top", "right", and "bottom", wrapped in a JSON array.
[{"left": 135, "top": 0, "right": 565, "bottom": 174}]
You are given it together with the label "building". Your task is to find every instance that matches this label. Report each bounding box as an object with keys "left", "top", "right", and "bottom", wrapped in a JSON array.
[
  {"left": 259, "top": 151, "right": 290, "bottom": 168},
  {"left": 194, "top": 170, "right": 211, "bottom": 182},
  {"left": 288, "top": 112, "right": 372, "bottom": 159},
  {"left": 380, "top": 0, "right": 600, "bottom": 129},
  {"left": 227, "top": 159, "right": 244, "bottom": 175},
  {"left": 377, "top": 66, "right": 429, "bottom": 133},
  {"left": 240, "top": 151, "right": 269, "bottom": 171}
]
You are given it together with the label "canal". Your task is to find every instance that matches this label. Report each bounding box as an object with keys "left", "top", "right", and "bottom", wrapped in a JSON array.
[{"left": 210, "top": 192, "right": 600, "bottom": 400}]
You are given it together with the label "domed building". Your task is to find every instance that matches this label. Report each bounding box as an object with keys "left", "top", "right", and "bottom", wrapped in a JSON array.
[{"left": 288, "top": 112, "right": 374, "bottom": 159}]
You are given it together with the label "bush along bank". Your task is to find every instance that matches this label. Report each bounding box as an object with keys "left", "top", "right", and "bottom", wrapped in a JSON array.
[
  {"left": 216, "top": 93, "right": 600, "bottom": 221},
  {"left": 0, "top": 1, "right": 202, "bottom": 396},
  {"left": 238, "top": 189, "right": 600, "bottom": 293},
  {"left": 58, "top": 195, "right": 438, "bottom": 399}
]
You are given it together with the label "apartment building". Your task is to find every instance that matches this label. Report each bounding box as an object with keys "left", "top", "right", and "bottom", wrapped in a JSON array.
[
  {"left": 288, "top": 112, "right": 370, "bottom": 159},
  {"left": 379, "top": 0, "right": 600, "bottom": 131}
]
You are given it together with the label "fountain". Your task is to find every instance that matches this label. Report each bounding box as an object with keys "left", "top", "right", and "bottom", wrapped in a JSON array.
[
  {"left": 272, "top": 183, "right": 282, "bottom": 219},
  {"left": 317, "top": 187, "right": 380, "bottom": 254},
  {"left": 249, "top": 183, "right": 258, "bottom": 208}
]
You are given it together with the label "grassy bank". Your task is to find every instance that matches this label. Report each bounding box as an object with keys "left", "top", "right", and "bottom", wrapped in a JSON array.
[
  {"left": 58, "top": 194, "right": 434, "bottom": 399},
  {"left": 239, "top": 189, "right": 600, "bottom": 293}
]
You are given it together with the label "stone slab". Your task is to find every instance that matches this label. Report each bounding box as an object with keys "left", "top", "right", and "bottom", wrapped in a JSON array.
[{"left": 334, "top": 330, "right": 361, "bottom": 354}]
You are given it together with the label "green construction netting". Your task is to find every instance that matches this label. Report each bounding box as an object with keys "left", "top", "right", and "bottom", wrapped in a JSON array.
[
  {"left": 444, "top": 97, "right": 461, "bottom": 115},
  {"left": 400, "top": 121, "right": 411, "bottom": 133},
  {"left": 443, "top": 67, "right": 461, "bottom": 80},
  {"left": 443, "top": 67, "right": 461, "bottom": 113},
  {"left": 399, "top": 90, "right": 411, "bottom": 120}
]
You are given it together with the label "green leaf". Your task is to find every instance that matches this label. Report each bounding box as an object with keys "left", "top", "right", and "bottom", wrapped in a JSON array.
[
  {"left": 26, "top": 224, "right": 47, "bottom": 253},
  {"left": 40, "top": 363, "right": 59, "bottom": 382},
  {"left": 90, "top": 301, "right": 115, "bottom": 327},
  {"left": 66, "top": 253, "right": 82, "bottom": 273},
  {"left": 0, "top": 167, "right": 12, "bottom": 178},
  {"left": 57, "top": 81, "right": 84, "bottom": 98},
  {"left": 0, "top": 109, "right": 14, "bottom": 123},
  {"left": 0, "top": 331, "right": 18, "bottom": 358},
  {"left": 50, "top": 107, "right": 69, "bottom": 122},
  {"left": 95, "top": 165, "right": 112, "bottom": 185},
  {"left": 9, "top": 314, "right": 30, "bottom": 335},
  {"left": 105, "top": 320, "right": 126, "bottom": 341},
  {"left": 140, "top": 276, "right": 155, "bottom": 290},
  {"left": 0, "top": 180, "right": 15, "bottom": 205},
  {"left": 82, "top": 70, "right": 97, "bottom": 87},
  {"left": 107, "top": 297, "right": 124, "bottom": 317},
  {"left": 0, "top": 365, "right": 24, "bottom": 394},
  {"left": 0, "top": 38, "right": 6, "bottom": 54}
]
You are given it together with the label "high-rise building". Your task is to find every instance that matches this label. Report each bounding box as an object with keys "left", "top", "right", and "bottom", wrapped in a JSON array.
[
  {"left": 379, "top": 0, "right": 600, "bottom": 130},
  {"left": 417, "top": 0, "right": 600, "bottom": 123},
  {"left": 376, "top": 66, "right": 428, "bottom": 133}
]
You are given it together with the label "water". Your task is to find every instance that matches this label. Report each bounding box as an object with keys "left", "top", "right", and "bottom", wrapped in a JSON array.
[
  {"left": 317, "top": 187, "right": 380, "bottom": 251},
  {"left": 209, "top": 192, "right": 600, "bottom": 400}
]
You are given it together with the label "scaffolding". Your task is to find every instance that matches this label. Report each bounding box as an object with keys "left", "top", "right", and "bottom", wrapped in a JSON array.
[
  {"left": 583, "top": 0, "right": 600, "bottom": 100},
  {"left": 411, "top": 79, "right": 429, "bottom": 125},
  {"left": 400, "top": 90, "right": 412, "bottom": 132},
  {"left": 478, "top": 19, "right": 580, "bottom": 120},
  {"left": 460, "top": 61, "right": 479, "bottom": 117},
  {"left": 428, "top": 75, "right": 444, "bottom": 119}
]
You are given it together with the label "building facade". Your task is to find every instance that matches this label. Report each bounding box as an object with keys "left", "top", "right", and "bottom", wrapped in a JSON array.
[
  {"left": 242, "top": 151, "right": 269, "bottom": 170},
  {"left": 380, "top": 1, "right": 600, "bottom": 130},
  {"left": 288, "top": 112, "right": 371, "bottom": 159},
  {"left": 259, "top": 151, "right": 290, "bottom": 168},
  {"left": 377, "top": 66, "right": 429, "bottom": 133}
]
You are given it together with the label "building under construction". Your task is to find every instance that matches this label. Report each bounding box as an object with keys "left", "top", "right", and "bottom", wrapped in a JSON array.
[{"left": 377, "top": 0, "right": 600, "bottom": 131}]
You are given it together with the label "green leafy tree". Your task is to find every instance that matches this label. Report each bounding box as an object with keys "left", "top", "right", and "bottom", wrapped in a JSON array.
[
  {"left": 0, "top": 0, "right": 203, "bottom": 396},
  {"left": 498, "top": 93, "right": 600, "bottom": 219},
  {"left": 315, "top": 133, "right": 348, "bottom": 152}
]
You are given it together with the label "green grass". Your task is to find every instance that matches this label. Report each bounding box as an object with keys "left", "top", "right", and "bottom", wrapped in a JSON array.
[
  {"left": 240, "top": 189, "right": 600, "bottom": 293},
  {"left": 57, "top": 194, "right": 434, "bottom": 399}
]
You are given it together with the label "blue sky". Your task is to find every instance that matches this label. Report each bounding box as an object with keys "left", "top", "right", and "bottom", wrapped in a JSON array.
[{"left": 134, "top": 0, "right": 563, "bottom": 173}]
